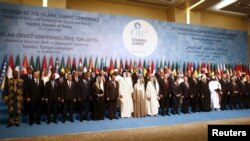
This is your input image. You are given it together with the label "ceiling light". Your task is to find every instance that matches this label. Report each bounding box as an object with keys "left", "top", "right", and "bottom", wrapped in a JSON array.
[
  {"left": 214, "top": 0, "right": 237, "bottom": 10},
  {"left": 186, "top": 0, "right": 205, "bottom": 24},
  {"left": 43, "top": 0, "right": 48, "bottom": 7}
]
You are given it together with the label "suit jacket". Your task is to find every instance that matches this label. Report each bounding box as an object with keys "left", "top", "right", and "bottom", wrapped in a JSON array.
[
  {"left": 45, "top": 80, "right": 59, "bottom": 102},
  {"left": 245, "top": 81, "right": 250, "bottom": 95},
  {"left": 21, "top": 74, "right": 33, "bottom": 98},
  {"left": 180, "top": 82, "right": 191, "bottom": 98},
  {"left": 219, "top": 79, "right": 229, "bottom": 94},
  {"left": 189, "top": 78, "right": 199, "bottom": 96},
  {"left": 106, "top": 81, "right": 119, "bottom": 101},
  {"left": 28, "top": 78, "right": 44, "bottom": 102},
  {"left": 239, "top": 81, "right": 246, "bottom": 95},
  {"left": 199, "top": 81, "right": 210, "bottom": 97},
  {"left": 62, "top": 81, "right": 76, "bottom": 101},
  {"left": 78, "top": 79, "right": 91, "bottom": 101},
  {"left": 55, "top": 77, "right": 66, "bottom": 98},
  {"left": 172, "top": 83, "right": 181, "bottom": 98},
  {"left": 229, "top": 82, "right": 239, "bottom": 95},
  {"left": 159, "top": 78, "right": 171, "bottom": 97}
]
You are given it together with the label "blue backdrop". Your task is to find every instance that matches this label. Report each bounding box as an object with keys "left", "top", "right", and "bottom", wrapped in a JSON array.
[{"left": 0, "top": 2, "right": 248, "bottom": 68}]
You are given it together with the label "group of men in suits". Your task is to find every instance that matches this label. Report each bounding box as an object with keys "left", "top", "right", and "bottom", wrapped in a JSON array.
[{"left": 4, "top": 65, "right": 250, "bottom": 127}]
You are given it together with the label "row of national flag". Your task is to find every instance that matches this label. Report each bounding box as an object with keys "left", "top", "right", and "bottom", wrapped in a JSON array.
[{"left": 1, "top": 55, "right": 250, "bottom": 89}]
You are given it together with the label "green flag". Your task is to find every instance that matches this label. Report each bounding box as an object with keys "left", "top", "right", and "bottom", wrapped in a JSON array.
[
  {"left": 29, "top": 56, "right": 35, "bottom": 70},
  {"left": 60, "top": 57, "right": 65, "bottom": 72},
  {"left": 35, "top": 56, "right": 40, "bottom": 72}
]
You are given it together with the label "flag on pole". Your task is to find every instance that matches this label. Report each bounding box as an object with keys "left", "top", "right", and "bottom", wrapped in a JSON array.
[
  {"left": 55, "top": 57, "right": 60, "bottom": 74},
  {"left": 114, "top": 59, "right": 118, "bottom": 69},
  {"left": 7, "top": 55, "right": 14, "bottom": 78},
  {"left": 125, "top": 59, "right": 129, "bottom": 70},
  {"left": 60, "top": 57, "right": 65, "bottom": 72},
  {"left": 100, "top": 58, "right": 104, "bottom": 71},
  {"left": 42, "top": 56, "right": 47, "bottom": 71},
  {"left": 143, "top": 60, "right": 147, "bottom": 76},
  {"left": 21, "top": 55, "right": 28, "bottom": 75},
  {"left": 151, "top": 60, "right": 155, "bottom": 75},
  {"left": 78, "top": 58, "right": 83, "bottom": 68},
  {"left": 0, "top": 55, "right": 7, "bottom": 90},
  {"left": 72, "top": 57, "right": 77, "bottom": 71},
  {"left": 29, "top": 56, "right": 35, "bottom": 70},
  {"left": 159, "top": 60, "right": 163, "bottom": 70},
  {"left": 66, "top": 56, "right": 71, "bottom": 70},
  {"left": 110, "top": 59, "right": 114, "bottom": 74},
  {"left": 49, "top": 56, "right": 53, "bottom": 70},
  {"left": 129, "top": 59, "right": 133, "bottom": 73},
  {"left": 15, "top": 55, "right": 20, "bottom": 76},
  {"left": 35, "top": 56, "right": 41, "bottom": 72},
  {"left": 94, "top": 57, "right": 99, "bottom": 74},
  {"left": 155, "top": 60, "right": 159, "bottom": 71},
  {"left": 88, "top": 57, "right": 93, "bottom": 72},
  {"left": 83, "top": 57, "right": 87, "bottom": 69},
  {"left": 119, "top": 59, "right": 123, "bottom": 73}
]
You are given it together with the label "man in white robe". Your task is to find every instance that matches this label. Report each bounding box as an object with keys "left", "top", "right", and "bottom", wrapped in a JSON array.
[
  {"left": 209, "top": 75, "right": 222, "bottom": 111},
  {"left": 146, "top": 75, "right": 160, "bottom": 116},
  {"left": 115, "top": 71, "right": 134, "bottom": 118}
]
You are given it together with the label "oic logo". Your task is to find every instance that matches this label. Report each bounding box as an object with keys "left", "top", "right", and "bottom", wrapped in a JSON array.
[{"left": 123, "top": 20, "right": 158, "bottom": 57}]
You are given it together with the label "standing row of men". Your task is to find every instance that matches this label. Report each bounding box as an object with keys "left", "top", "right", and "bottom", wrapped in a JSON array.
[{"left": 3, "top": 66, "right": 250, "bottom": 127}]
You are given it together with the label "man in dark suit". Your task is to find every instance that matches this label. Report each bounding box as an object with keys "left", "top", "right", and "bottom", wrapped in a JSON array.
[
  {"left": 200, "top": 75, "right": 211, "bottom": 112},
  {"left": 189, "top": 73, "right": 200, "bottom": 112},
  {"left": 61, "top": 73, "right": 76, "bottom": 122},
  {"left": 159, "top": 73, "right": 171, "bottom": 116},
  {"left": 45, "top": 73, "right": 60, "bottom": 124},
  {"left": 27, "top": 71, "right": 44, "bottom": 125},
  {"left": 171, "top": 76, "right": 181, "bottom": 115},
  {"left": 180, "top": 75, "right": 191, "bottom": 114},
  {"left": 106, "top": 74, "right": 119, "bottom": 120},
  {"left": 229, "top": 76, "right": 239, "bottom": 109},
  {"left": 78, "top": 73, "right": 91, "bottom": 121},
  {"left": 20, "top": 66, "right": 33, "bottom": 116},
  {"left": 220, "top": 74, "right": 229, "bottom": 110},
  {"left": 55, "top": 71, "right": 66, "bottom": 115}
]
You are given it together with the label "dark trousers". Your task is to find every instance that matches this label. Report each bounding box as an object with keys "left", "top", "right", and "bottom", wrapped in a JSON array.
[
  {"left": 22, "top": 101, "right": 29, "bottom": 116},
  {"left": 172, "top": 97, "right": 180, "bottom": 114},
  {"left": 63, "top": 100, "right": 74, "bottom": 121},
  {"left": 191, "top": 96, "right": 198, "bottom": 112},
  {"left": 108, "top": 100, "right": 117, "bottom": 119},
  {"left": 160, "top": 97, "right": 170, "bottom": 115},
  {"left": 47, "top": 102, "right": 58, "bottom": 122},
  {"left": 93, "top": 100, "right": 105, "bottom": 120},
  {"left": 29, "top": 102, "right": 41, "bottom": 124},
  {"left": 79, "top": 101, "right": 90, "bottom": 121},
  {"left": 182, "top": 97, "right": 190, "bottom": 113},
  {"left": 247, "top": 94, "right": 250, "bottom": 108},
  {"left": 221, "top": 93, "right": 228, "bottom": 110},
  {"left": 229, "top": 93, "right": 241, "bottom": 109}
]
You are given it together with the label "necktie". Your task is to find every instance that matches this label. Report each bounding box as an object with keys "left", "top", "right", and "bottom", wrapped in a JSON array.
[
  {"left": 113, "top": 81, "right": 116, "bottom": 88},
  {"left": 36, "top": 79, "right": 39, "bottom": 86},
  {"left": 69, "top": 81, "right": 71, "bottom": 88},
  {"left": 153, "top": 81, "right": 156, "bottom": 89}
]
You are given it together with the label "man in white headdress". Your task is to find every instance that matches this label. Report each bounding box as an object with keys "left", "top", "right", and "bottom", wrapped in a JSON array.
[
  {"left": 42, "top": 69, "right": 51, "bottom": 85},
  {"left": 146, "top": 75, "right": 160, "bottom": 116},
  {"left": 209, "top": 75, "right": 222, "bottom": 111},
  {"left": 115, "top": 70, "right": 134, "bottom": 118}
]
